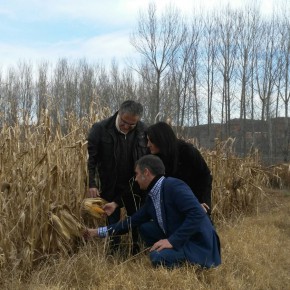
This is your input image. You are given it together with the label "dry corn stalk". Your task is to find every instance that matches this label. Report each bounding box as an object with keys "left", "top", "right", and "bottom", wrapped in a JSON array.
[{"left": 82, "top": 197, "right": 107, "bottom": 219}]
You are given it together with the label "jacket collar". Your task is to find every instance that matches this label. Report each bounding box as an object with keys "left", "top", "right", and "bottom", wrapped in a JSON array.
[{"left": 147, "top": 175, "right": 164, "bottom": 192}]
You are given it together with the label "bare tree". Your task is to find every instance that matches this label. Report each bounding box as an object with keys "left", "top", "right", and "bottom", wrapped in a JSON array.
[
  {"left": 77, "top": 59, "right": 97, "bottom": 119},
  {"left": 255, "top": 20, "right": 278, "bottom": 122},
  {"left": 130, "top": 3, "right": 186, "bottom": 123},
  {"left": 95, "top": 65, "right": 114, "bottom": 111},
  {"left": 255, "top": 16, "right": 280, "bottom": 161},
  {"left": 277, "top": 11, "right": 290, "bottom": 161},
  {"left": 183, "top": 18, "right": 203, "bottom": 132},
  {"left": 51, "top": 59, "right": 79, "bottom": 126},
  {"left": 135, "top": 60, "right": 157, "bottom": 123},
  {"left": 17, "top": 61, "right": 34, "bottom": 123},
  {"left": 35, "top": 61, "right": 49, "bottom": 124},
  {"left": 236, "top": 7, "right": 260, "bottom": 155},
  {"left": 201, "top": 12, "right": 219, "bottom": 142},
  {"left": 166, "top": 19, "right": 201, "bottom": 130},
  {"left": 4, "top": 67, "right": 19, "bottom": 125},
  {"left": 216, "top": 6, "right": 240, "bottom": 138}
]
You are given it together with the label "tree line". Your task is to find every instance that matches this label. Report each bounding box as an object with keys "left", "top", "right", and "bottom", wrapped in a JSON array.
[{"left": 0, "top": 3, "right": 290, "bottom": 161}]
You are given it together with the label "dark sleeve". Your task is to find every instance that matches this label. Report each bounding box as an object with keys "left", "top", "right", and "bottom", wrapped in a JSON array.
[
  {"left": 87, "top": 123, "right": 101, "bottom": 188},
  {"left": 113, "top": 196, "right": 123, "bottom": 208},
  {"left": 184, "top": 144, "right": 212, "bottom": 207},
  {"left": 107, "top": 203, "right": 150, "bottom": 236}
]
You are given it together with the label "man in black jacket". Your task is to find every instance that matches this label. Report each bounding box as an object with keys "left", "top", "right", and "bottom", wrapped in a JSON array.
[{"left": 87, "top": 100, "right": 148, "bottom": 253}]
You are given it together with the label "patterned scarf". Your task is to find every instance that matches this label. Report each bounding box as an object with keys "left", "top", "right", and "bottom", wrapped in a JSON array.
[{"left": 149, "top": 176, "right": 166, "bottom": 233}]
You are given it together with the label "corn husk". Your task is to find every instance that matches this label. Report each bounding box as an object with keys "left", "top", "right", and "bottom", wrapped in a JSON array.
[
  {"left": 49, "top": 204, "right": 85, "bottom": 240},
  {"left": 81, "top": 197, "right": 107, "bottom": 219}
]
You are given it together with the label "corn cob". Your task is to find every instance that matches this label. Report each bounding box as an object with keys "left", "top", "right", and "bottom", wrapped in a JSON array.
[
  {"left": 82, "top": 197, "right": 107, "bottom": 219},
  {"left": 49, "top": 213, "right": 71, "bottom": 242},
  {"left": 91, "top": 205, "right": 105, "bottom": 214},
  {"left": 59, "top": 208, "right": 85, "bottom": 237}
]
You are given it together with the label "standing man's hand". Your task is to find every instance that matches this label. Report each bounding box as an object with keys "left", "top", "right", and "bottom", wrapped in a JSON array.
[
  {"left": 103, "top": 202, "right": 118, "bottom": 216},
  {"left": 150, "top": 239, "right": 173, "bottom": 252},
  {"left": 87, "top": 187, "right": 100, "bottom": 198}
]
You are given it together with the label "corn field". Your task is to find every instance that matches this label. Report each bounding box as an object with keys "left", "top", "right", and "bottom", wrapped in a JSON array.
[{"left": 0, "top": 106, "right": 271, "bottom": 273}]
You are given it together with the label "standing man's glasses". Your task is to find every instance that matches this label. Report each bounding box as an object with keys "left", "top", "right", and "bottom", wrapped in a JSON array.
[{"left": 119, "top": 116, "right": 137, "bottom": 128}]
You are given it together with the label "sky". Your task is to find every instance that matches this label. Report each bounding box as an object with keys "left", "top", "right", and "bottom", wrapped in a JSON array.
[{"left": 0, "top": 0, "right": 277, "bottom": 70}]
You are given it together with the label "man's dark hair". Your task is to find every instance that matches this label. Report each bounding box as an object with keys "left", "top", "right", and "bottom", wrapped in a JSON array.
[
  {"left": 119, "top": 100, "right": 143, "bottom": 116},
  {"left": 136, "top": 155, "right": 165, "bottom": 176},
  {"left": 147, "top": 122, "right": 178, "bottom": 175}
]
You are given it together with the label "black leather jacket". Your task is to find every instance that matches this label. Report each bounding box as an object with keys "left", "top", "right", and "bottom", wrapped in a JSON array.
[{"left": 87, "top": 112, "right": 147, "bottom": 202}]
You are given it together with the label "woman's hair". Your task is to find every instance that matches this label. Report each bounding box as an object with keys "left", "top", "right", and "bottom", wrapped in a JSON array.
[{"left": 147, "top": 122, "right": 178, "bottom": 175}]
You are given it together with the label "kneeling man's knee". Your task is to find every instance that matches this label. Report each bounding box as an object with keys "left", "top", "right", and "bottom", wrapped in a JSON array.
[{"left": 149, "top": 250, "right": 163, "bottom": 267}]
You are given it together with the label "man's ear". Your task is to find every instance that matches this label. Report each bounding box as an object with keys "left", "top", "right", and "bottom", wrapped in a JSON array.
[{"left": 144, "top": 167, "right": 150, "bottom": 176}]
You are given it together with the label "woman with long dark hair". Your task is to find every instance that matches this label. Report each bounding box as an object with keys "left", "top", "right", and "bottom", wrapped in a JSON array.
[{"left": 147, "top": 122, "right": 212, "bottom": 213}]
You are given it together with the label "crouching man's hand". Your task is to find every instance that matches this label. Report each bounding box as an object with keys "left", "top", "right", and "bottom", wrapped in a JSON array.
[
  {"left": 150, "top": 239, "right": 173, "bottom": 252},
  {"left": 83, "top": 228, "right": 98, "bottom": 240}
]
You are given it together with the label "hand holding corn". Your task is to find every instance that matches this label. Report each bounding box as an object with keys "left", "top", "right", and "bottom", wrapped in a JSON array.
[
  {"left": 103, "top": 201, "right": 118, "bottom": 216},
  {"left": 82, "top": 197, "right": 107, "bottom": 219}
]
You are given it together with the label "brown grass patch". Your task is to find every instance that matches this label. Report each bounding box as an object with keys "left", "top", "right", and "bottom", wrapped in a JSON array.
[
  {"left": 1, "top": 191, "right": 289, "bottom": 290},
  {"left": 0, "top": 109, "right": 287, "bottom": 289}
]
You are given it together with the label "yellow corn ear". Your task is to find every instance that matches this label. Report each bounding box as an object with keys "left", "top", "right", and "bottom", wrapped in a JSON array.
[
  {"left": 82, "top": 197, "right": 107, "bottom": 219},
  {"left": 49, "top": 213, "right": 71, "bottom": 242}
]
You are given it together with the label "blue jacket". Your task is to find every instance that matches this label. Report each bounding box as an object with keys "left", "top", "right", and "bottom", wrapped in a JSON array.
[{"left": 108, "top": 177, "right": 221, "bottom": 268}]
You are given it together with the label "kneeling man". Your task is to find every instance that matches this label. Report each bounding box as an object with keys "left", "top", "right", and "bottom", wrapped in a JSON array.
[{"left": 84, "top": 155, "right": 221, "bottom": 268}]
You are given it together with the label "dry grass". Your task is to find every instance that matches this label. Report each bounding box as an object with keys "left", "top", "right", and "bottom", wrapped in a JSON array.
[
  {"left": 0, "top": 104, "right": 109, "bottom": 272},
  {"left": 1, "top": 107, "right": 289, "bottom": 289},
  {"left": 200, "top": 138, "right": 269, "bottom": 222},
  {"left": 1, "top": 190, "right": 289, "bottom": 290},
  {"left": 265, "top": 163, "right": 290, "bottom": 189}
]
